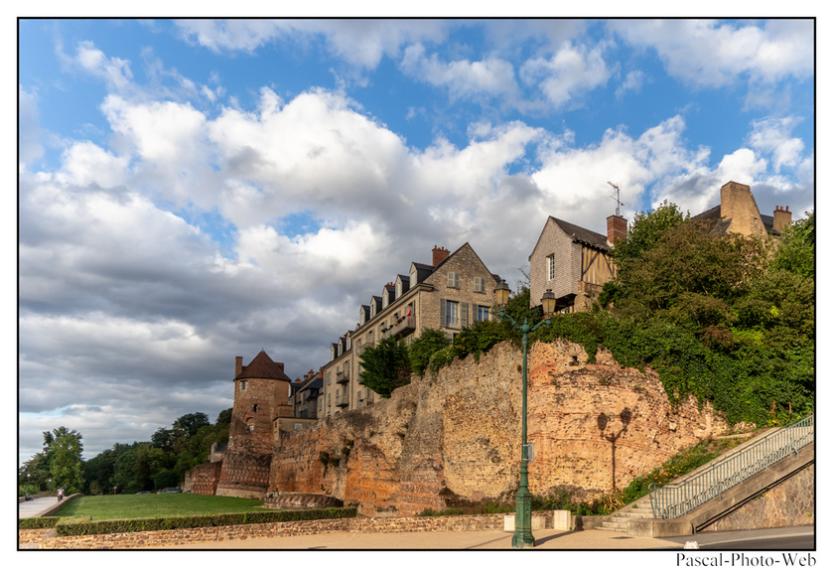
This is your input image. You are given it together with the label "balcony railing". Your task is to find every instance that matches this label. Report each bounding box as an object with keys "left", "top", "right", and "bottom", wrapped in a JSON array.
[
  {"left": 387, "top": 315, "right": 416, "bottom": 338},
  {"left": 336, "top": 372, "right": 349, "bottom": 385}
]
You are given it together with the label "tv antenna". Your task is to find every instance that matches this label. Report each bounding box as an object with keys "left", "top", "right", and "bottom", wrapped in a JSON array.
[{"left": 607, "top": 181, "right": 625, "bottom": 216}]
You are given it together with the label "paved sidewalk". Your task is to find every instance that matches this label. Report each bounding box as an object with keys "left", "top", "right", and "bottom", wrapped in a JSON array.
[
  {"left": 164, "top": 528, "right": 682, "bottom": 550},
  {"left": 18, "top": 496, "right": 61, "bottom": 519}
]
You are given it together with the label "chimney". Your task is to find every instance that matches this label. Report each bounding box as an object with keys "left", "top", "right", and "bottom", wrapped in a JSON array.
[
  {"left": 773, "top": 205, "right": 792, "bottom": 234},
  {"left": 432, "top": 245, "right": 450, "bottom": 267},
  {"left": 234, "top": 356, "right": 243, "bottom": 378},
  {"left": 607, "top": 215, "right": 628, "bottom": 246},
  {"left": 720, "top": 180, "right": 752, "bottom": 220}
]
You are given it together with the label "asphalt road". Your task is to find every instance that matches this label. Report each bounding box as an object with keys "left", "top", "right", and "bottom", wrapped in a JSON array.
[{"left": 666, "top": 526, "right": 814, "bottom": 550}]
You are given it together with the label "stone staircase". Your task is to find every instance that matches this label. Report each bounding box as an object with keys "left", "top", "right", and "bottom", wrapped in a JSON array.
[
  {"left": 597, "top": 415, "right": 813, "bottom": 535},
  {"left": 599, "top": 495, "right": 654, "bottom": 532}
]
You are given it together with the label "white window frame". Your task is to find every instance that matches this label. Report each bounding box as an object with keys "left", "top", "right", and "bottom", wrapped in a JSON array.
[
  {"left": 546, "top": 254, "right": 556, "bottom": 281},
  {"left": 447, "top": 272, "right": 460, "bottom": 289},
  {"left": 474, "top": 276, "right": 484, "bottom": 292}
]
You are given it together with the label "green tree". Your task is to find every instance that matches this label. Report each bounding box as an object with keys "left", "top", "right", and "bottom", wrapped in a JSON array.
[
  {"left": 172, "top": 412, "right": 210, "bottom": 438},
  {"left": 408, "top": 329, "right": 450, "bottom": 375},
  {"left": 216, "top": 408, "right": 233, "bottom": 425},
  {"left": 46, "top": 427, "right": 84, "bottom": 493},
  {"left": 772, "top": 212, "right": 814, "bottom": 279},
  {"left": 359, "top": 336, "right": 412, "bottom": 397},
  {"left": 612, "top": 201, "right": 688, "bottom": 264}
]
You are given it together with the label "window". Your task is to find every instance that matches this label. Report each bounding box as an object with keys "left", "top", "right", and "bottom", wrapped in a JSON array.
[
  {"left": 474, "top": 276, "right": 484, "bottom": 292},
  {"left": 252, "top": 403, "right": 259, "bottom": 412},
  {"left": 442, "top": 299, "right": 459, "bottom": 327},
  {"left": 546, "top": 254, "right": 556, "bottom": 281},
  {"left": 447, "top": 271, "right": 460, "bottom": 288},
  {"left": 239, "top": 380, "right": 247, "bottom": 392},
  {"left": 475, "top": 305, "right": 490, "bottom": 322}
]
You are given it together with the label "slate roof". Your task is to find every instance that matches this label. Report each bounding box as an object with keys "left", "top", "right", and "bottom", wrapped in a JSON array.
[
  {"left": 236, "top": 350, "right": 291, "bottom": 382},
  {"left": 411, "top": 262, "right": 435, "bottom": 283},
  {"left": 552, "top": 217, "right": 611, "bottom": 252}
]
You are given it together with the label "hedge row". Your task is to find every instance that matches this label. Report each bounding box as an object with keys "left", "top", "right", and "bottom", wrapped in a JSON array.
[
  {"left": 55, "top": 507, "right": 357, "bottom": 536},
  {"left": 19, "top": 516, "right": 60, "bottom": 529}
]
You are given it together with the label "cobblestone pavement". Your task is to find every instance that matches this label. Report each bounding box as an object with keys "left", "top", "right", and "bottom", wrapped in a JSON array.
[{"left": 164, "top": 528, "right": 682, "bottom": 550}]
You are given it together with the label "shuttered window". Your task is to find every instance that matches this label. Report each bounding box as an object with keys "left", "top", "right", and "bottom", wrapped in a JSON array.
[
  {"left": 441, "top": 299, "right": 459, "bottom": 327},
  {"left": 447, "top": 272, "right": 460, "bottom": 288}
]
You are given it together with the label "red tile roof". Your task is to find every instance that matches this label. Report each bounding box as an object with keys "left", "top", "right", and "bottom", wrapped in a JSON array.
[{"left": 235, "top": 350, "right": 291, "bottom": 382}]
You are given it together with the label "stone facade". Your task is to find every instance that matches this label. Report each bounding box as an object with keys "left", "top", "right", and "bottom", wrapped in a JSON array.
[
  {"left": 700, "top": 463, "right": 814, "bottom": 532},
  {"left": 270, "top": 339, "right": 727, "bottom": 516},
  {"left": 319, "top": 242, "right": 500, "bottom": 419}
]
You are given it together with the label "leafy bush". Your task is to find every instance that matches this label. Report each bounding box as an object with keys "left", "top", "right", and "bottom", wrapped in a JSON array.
[
  {"left": 54, "top": 507, "right": 358, "bottom": 536},
  {"left": 408, "top": 329, "right": 449, "bottom": 376},
  {"left": 19, "top": 516, "right": 60, "bottom": 529}
]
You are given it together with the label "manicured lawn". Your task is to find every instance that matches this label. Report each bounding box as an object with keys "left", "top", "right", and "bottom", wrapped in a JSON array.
[{"left": 54, "top": 494, "right": 266, "bottom": 520}]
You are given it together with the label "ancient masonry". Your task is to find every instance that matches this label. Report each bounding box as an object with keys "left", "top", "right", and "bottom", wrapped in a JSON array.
[
  {"left": 215, "top": 351, "right": 293, "bottom": 498},
  {"left": 267, "top": 340, "right": 728, "bottom": 516}
]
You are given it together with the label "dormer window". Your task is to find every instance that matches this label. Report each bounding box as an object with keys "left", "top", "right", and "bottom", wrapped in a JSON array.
[
  {"left": 382, "top": 290, "right": 389, "bottom": 309},
  {"left": 447, "top": 272, "right": 460, "bottom": 289},
  {"left": 395, "top": 280, "right": 402, "bottom": 298}
]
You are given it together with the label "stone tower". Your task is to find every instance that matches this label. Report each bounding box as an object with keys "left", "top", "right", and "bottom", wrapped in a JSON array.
[{"left": 216, "top": 350, "right": 292, "bottom": 498}]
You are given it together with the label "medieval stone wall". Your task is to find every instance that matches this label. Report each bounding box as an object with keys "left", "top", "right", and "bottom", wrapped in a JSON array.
[
  {"left": 269, "top": 339, "right": 727, "bottom": 516},
  {"left": 182, "top": 462, "right": 222, "bottom": 496},
  {"left": 216, "top": 451, "right": 273, "bottom": 498}
]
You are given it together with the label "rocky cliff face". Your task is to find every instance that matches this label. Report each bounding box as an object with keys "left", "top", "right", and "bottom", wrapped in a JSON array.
[{"left": 269, "top": 340, "right": 727, "bottom": 516}]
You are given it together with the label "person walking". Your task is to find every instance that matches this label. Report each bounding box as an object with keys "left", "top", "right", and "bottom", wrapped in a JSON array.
[{"left": 57, "top": 487, "right": 64, "bottom": 502}]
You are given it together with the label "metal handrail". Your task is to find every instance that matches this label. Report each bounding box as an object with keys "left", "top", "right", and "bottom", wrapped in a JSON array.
[{"left": 650, "top": 414, "right": 814, "bottom": 519}]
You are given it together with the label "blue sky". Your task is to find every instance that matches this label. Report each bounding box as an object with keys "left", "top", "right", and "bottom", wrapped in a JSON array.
[{"left": 19, "top": 19, "right": 814, "bottom": 459}]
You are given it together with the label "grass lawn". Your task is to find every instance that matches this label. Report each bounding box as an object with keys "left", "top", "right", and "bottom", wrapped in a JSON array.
[{"left": 54, "top": 494, "right": 266, "bottom": 520}]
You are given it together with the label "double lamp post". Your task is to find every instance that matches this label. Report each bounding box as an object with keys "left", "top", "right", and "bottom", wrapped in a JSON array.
[{"left": 493, "top": 280, "right": 557, "bottom": 549}]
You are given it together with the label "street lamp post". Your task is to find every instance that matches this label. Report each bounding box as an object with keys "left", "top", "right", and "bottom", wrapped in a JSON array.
[{"left": 494, "top": 283, "right": 556, "bottom": 549}]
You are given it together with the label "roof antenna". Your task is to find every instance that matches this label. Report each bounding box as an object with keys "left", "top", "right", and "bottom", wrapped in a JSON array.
[{"left": 607, "top": 181, "right": 625, "bottom": 216}]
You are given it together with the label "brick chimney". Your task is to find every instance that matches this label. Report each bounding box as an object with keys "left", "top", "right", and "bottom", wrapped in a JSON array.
[
  {"left": 234, "top": 356, "right": 243, "bottom": 378},
  {"left": 773, "top": 205, "right": 792, "bottom": 234},
  {"left": 432, "top": 245, "right": 450, "bottom": 266},
  {"left": 606, "top": 215, "right": 628, "bottom": 246}
]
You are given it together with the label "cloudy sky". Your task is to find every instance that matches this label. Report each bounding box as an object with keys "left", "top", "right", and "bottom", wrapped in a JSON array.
[{"left": 18, "top": 18, "right": 814, "bottom": 461}]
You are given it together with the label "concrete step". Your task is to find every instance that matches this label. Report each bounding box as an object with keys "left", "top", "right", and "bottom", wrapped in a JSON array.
[{"left": 599, "top": 520, "right": 631, "bottom": 532}]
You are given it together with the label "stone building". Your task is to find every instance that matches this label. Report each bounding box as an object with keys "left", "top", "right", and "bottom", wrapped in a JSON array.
[
  {"left": 292, "top": 369, "right": 323, "bottom": 419},
  {"left": 529, "top": 215, "right": 621, "bottom": 313},
  {"left": 215, "top": 350, "right": 293, "bottom": 498},
  {"left": 691, "top": 180, "right": 792, "bottom": 238},
  {"left": 529, "top": 180, "right": 794, "bottom": 313},
  {"left": 318, "top": 243, "right": 502, "bottom": 418}
]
